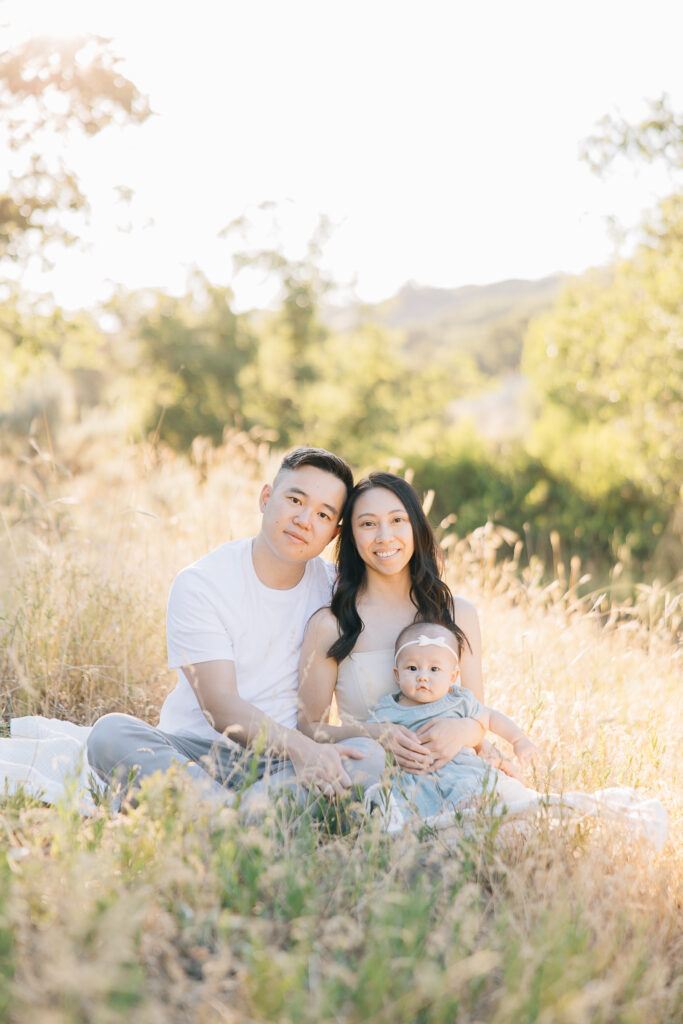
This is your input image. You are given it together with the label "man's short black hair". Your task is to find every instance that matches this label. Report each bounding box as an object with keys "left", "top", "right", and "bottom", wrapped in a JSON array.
[{"left": 276, "top": 446, "right": 353, "bottom": 495}]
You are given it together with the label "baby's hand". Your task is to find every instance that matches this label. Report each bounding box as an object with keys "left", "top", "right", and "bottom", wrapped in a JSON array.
[{"left": 513, "top": 736, "right": 539, "bottom": 766}]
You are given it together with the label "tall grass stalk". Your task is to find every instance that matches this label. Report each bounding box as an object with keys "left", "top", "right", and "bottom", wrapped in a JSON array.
[{"left": 0, "top": 431, "right": 681, "bottom": 1021}]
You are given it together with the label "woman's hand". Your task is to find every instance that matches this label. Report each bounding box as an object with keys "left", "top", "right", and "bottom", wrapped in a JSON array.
[
  {"left": 378, "top": 723, "right": 434, "bottom": 773},
  {"left": 415, "top": 717, "right": 484, "bottom": 772}
]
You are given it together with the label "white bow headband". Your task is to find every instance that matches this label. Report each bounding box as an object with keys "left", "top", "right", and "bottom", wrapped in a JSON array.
[{"left": 394, "top": 633, "right": 459, "bottom": 666}]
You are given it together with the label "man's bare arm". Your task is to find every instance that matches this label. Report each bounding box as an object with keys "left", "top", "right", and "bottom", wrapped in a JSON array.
[
  {"left": 182, "top": 658, "right": 294, "bottom": 752},
  {"left": 182, "top": 659, "right": 364, "bottom": 795}
]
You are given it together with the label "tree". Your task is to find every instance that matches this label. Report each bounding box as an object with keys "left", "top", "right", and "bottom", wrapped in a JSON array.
[
  {"left": 582, "top": 93, "right": 683, "bottom": 251},
  {"left": 0, "top": 286, "right": 110, "bottom": 442},
  {"left": 521, "top": 98, "right": 683, "bottom": 568},
  {"left": 523, "top": 231, "right": 683, "bottom": 506},
  {"left": 221, "top": 211, "right": 335, "bottom": 445},
  {"left": 126, "top": 278, "right": 256, "bottom": 450},
  {"left": 0, "top": 33, "right": 150, "bottom": 262},
  {"left": 582, "top": 94, "right": 683, "bottom": 176}
]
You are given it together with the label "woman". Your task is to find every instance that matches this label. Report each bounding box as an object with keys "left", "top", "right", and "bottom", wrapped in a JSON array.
[
  {"left": 297, "top": 473, "right": 669, "bottom": 846},
  {"left": 298, "top": 471, "right": 508, "bottom": 776}
]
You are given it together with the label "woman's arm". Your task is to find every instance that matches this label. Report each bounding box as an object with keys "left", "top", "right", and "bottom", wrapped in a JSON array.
[
  {"left": 297, "top": 608, "right": 377, "bottom": 743},
  {"left": 297, "top": 609, "right": 435, "bottom": 770},
  {"left": 450, "top": 598, "right": 525, "bottom": 777},
  {"left": 453, "top": 597, "right": 484, "bottom": 702}
]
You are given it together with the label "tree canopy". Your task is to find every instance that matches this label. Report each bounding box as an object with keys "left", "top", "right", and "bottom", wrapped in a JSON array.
[
  {"left": 522, "top": 97, "right": 683, "bottom": 568},
  {"left": 0, "top": 33, "right": 150, "bottom": 262}
]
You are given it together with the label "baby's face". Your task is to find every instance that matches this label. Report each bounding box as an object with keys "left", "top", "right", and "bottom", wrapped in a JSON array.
[{"left": 394, "top": 643, "right": 459, "bottom": 705}]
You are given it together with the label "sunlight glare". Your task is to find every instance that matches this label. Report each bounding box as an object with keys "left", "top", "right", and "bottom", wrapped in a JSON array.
[{"left": 4, "top": 0, "right": 120, "bottom": 43}]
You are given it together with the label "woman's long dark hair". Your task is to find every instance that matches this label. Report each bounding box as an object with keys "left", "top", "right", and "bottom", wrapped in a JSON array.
[{"left": 328, "top": 472, "right": 469, "bottom": 662}]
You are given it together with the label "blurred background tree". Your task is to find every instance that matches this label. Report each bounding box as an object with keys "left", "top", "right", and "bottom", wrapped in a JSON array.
[
  {"left": 523, "top": 94, "right": 683, "bottom": 571},
  {"left": 1, "top": 66, "right": 681, "bottom": 582},
  {"left": 582, "top": 94, "right": 683, "bottom": 177},
  {"left": 0, "top": 33, "right": 151, "bottom": 263},
  {"left": 0, "top": 288, "right": 108, "bottom": 437},
  {"left": 127, "top": 277, "right": 255, "bottom": 450},
  {"left": 0, "top": 29, "right": 150, "bottom": 444},
  {"left": 229, "top": 218, "right": 330, "bottom": 447}
]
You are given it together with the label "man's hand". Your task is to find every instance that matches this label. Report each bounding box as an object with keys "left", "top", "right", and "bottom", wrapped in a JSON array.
[
  {"left": 289, "top": 738, "right": 364, "bottom": 798},
  {"left": 415, "top": 717, "right": 485, "bottom": 772},
  {"left": 378, "top": 723, "right": 434, "bottom": 773},
  {"left": 476, "top": 737, "right": 525, "bottom": 782}
]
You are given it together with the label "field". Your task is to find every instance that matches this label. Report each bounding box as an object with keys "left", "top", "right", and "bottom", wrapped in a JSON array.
[{"left": 0, "top": 429, "right": 681, "bottom": 1023}]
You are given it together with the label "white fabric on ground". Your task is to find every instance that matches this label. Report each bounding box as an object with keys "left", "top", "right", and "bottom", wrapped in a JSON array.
[
  {"left": 1, "top": 717, "right": 670, "bottom": 850},
  {"left": 1, "top": 717, "right": 102, "bottom": 813},
  {"left": 365, "top": 770, "right": 669, "bottom": 850}
]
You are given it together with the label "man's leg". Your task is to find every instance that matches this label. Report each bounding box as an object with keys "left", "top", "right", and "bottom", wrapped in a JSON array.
[{"left": 86, "top": 713, "right": 234, "bottom": 803}]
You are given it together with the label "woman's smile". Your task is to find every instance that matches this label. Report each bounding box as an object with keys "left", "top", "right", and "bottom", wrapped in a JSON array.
[{"left": 352, "top": 486, "right": 415, "bottom": 575}]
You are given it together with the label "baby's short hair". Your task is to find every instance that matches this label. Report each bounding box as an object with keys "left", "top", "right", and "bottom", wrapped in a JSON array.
[{"left": 394, "top": 621, "right": 460, "bottom": 662}]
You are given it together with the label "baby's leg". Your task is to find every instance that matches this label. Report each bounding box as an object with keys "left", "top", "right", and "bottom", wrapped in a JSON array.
[
  {"left": 451, "top": 771, "right": 538, "bottom": 812},
  {"left": 492, "top": 772, "right": 539, "bottom": 805},
  {"left": 339, "top": 736, "right": 386, "bottom": 792}
]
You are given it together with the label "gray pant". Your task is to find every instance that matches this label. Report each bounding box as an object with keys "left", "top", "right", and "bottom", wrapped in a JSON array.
[{"left": 86, "top": 713, "right": 385, "bottom": 811}]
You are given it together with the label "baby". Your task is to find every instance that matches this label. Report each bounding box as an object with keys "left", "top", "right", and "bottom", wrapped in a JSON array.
[{"left": 371, "top": 621, "right": 539, "bottom": 820}]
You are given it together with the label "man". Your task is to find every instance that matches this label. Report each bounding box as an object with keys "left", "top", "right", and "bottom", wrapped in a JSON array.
[{"left": 87, "top": 446, "right": 384, "bottom": 805}]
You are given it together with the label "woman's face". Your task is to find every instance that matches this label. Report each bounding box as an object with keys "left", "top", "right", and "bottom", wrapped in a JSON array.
[{"left": 350, "top": 486, "right": 415, "bottom": 577}]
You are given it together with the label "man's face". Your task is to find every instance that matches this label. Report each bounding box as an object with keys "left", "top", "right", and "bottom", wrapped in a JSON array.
[{"left": 258, "top": 464, "right": 347, "bottom": 565}]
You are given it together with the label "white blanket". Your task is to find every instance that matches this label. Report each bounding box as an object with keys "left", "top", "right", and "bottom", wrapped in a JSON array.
[
  {"left": 1, "top": 718, "right": 670, "bottom": 849},
  {"left": 1, "top": 716, "right": 104, "bottom": 814},
  {"left": 365, "top": 770, "right": 669, "bottom": 850}
]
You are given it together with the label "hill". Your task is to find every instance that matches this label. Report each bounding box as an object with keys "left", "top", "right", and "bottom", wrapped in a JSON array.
[
  {"left": 380, "top": 275, "right": 564, "bottom": 374},
  {"left": 329, "top": 274, "right": 565, "bottom": 376}
]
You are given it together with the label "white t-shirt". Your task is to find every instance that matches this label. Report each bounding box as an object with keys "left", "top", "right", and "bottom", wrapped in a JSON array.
[{"left": 161, "top": 537, "right": 336, "bottom": 740}]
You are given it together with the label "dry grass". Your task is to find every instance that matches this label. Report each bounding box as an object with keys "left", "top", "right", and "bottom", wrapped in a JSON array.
[
  {"left": 0, "top": 424, "right": 273, "bottom": 724},
  {"left": 0, "top": 428, "right": 681, "bottom": 1023}
]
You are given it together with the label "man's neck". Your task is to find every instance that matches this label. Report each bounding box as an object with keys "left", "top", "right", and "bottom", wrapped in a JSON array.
[{"left": 251, "top": 535, "right": 307, "bottom": 590}]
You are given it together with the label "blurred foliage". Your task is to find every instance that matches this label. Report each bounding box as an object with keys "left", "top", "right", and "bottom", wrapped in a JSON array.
[
  {"left": 581, "top": 93, "right": 683, "bottom": 176},
  {"left": 230, "top": 225, "right": 330, "bottom": 446},
  {"left": 408, "top": 436, "right": 668, "bottom": 572},
  {"left": 239, "top": 314, "right": 480, "bottom": 466},
  {"left": 0, "top": 33, "right": 150, "bottom": 262},
  {"left": 371, "top": 276, "right": 563, "bottom": 375},
  {"left": 115, "top": 278, "right": 257, "bottom": 449},
  {"left": 1, "top": 77, "right": 682, "bottom": 581},
  {"left": 520, "top": 96, "right": 683, "bottom": 578},
  {"left": 0, "top": 289, "right": 110, "bottom": 437},
  {"left": 2, "top": 212, "right": 680, "bottom": 579},
  {"left": 523, "top": 221, "right": 683, "bottom": 508}
]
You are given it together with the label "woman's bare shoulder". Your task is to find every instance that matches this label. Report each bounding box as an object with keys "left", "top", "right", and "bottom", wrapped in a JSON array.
[
  {"left": 305, "top": 605, "right": 340, "bottom": 644},
  {"left": 451, "top": 595, "right": 480, "bottom": 627}
]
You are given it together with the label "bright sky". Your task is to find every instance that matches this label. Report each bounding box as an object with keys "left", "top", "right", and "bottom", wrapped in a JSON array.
[{"left": 3, "top": 0, "right": 683, "bottom": 311}]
